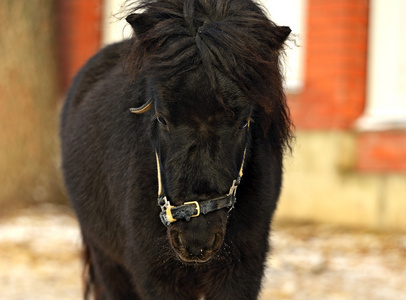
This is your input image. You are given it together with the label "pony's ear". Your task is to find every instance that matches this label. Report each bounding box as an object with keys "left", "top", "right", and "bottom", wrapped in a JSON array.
[
  {"left": 126, "top": 14, "right": 157, "bottom": 37},
  {"left": 271, "top": 26, "right": 291, "bottom": 49}
]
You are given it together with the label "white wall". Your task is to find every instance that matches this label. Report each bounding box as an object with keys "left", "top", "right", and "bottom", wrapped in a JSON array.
[
  {"left": 357, "top": 0, "right": 406, "bottom": 130},
  {"left": 102, "top": 0, "right": 133, "bottom": 45},
  {"left": 260, "top": 0, "right": 307, "bottom": 93}
]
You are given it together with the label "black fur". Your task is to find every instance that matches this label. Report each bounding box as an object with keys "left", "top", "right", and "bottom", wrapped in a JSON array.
[{"left": 60, "top": 0, "right": 292, "bottom": 299}]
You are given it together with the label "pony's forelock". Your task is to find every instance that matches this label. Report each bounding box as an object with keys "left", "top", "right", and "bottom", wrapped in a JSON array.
[{"left": 123, "top": 0, "right": 293, "bottom": 152}]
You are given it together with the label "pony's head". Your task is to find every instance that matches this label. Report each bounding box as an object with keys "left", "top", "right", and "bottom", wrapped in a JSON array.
[{"left": 125, "top": 0, "right": 292, "bottom": 263}]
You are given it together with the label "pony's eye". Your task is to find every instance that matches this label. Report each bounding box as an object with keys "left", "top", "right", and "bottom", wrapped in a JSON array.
[
  {"left": 239, "top": 119, "right": 249, "bottom": 129},
  {"left": 157, "top": 116, "right": 168, "bottom": 127}
]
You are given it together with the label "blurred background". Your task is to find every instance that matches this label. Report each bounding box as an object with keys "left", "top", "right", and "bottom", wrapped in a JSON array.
[{"left": 0, "top": 0, "right": 405, "bottom": 299}]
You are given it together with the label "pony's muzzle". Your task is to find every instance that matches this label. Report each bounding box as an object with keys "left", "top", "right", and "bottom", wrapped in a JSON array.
[{"left": 169, "top": 229, "right": 224, "bottom": 263}]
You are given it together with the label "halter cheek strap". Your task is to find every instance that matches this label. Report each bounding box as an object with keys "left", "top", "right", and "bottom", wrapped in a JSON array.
[{"left": 156, "top": 146, "right": 247, "bottom": 227}]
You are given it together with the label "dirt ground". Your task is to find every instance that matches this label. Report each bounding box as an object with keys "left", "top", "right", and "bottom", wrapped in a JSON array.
[{"left": 1, "top": 205, "right": 405, "bottom": 300}]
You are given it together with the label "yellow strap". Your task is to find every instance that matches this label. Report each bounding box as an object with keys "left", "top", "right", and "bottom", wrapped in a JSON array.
[
  {"left": 239, "top": 146, "right": 247, "bottom": 178},
  {"left": 238, "top": 120, "right": 249, "bottom": 178},
  {"left": 129, "top": 100, "right": 153, "bottom": 114},
  {"left": 165, "top": 207, "right": 176, "bottom": 223},
  {"left": 155, "top": 151, "right": 163, "bottom": 197}
]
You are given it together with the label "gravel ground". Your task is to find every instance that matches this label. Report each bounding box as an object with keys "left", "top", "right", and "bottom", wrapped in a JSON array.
[{"left": 1, "top": 205, "right": 405, "bottom": 300}]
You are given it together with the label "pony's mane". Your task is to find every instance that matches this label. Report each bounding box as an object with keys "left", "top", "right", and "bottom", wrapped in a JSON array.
[{"left": 124, "top": 0, "right": 293, "bottom": 153}]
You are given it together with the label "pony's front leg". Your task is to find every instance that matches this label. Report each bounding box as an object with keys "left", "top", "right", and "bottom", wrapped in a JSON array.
[{"left": 85, "top": 243, "right": 140, "bottom": 300}]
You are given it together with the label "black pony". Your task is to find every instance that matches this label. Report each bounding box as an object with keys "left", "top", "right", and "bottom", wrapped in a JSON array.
[{"left": 60, "top": 0, "right": 292, "bottom": 299}]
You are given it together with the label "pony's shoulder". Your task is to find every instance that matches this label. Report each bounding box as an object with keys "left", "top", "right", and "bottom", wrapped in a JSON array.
[{"left": 63, "top": 40, "right": 133, "bottom": 109}]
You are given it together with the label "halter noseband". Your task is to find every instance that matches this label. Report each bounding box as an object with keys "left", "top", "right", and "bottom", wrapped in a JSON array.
[
  {"left": 155, "top": 147, "right": 247, "bottom": 227},
  {"left": 130, "top": 102, "right": 248, "bottom": 227}
]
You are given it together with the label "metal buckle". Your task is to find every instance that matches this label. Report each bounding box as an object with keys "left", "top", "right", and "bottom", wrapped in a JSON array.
[
  {"left": 184, "top": 201, "right": 201, "bottom": 218},
  {"left": 158, "top": 196, "right": 170, "bottom": 211},
  {"left": 158, "top": 196, "right": 176, "bottom": 225},
  {"left": 228, "top": 177, "right": 240, "bottom": 197}
]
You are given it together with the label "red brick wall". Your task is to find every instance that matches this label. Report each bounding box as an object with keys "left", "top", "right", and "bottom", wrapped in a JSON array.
[
  {"left": 57, "top": 0, "right": 103, "bottom": 92},
  {"left": 288, "top": 0, "right": 406, "bottom": 172},
  {"left": 289, "top": 0, "right": 369, "bottom": 129},
  {"left": 357, "top": 132, "right": 406, "bottom": 172}
]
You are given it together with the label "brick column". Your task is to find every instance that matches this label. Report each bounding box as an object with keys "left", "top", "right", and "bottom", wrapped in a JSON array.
[
  {"left": 289, "top": 0, "right": 369, "bottom": 129},
  {"left": 57, "top": 0, "right": 103, "bottom": 92}
]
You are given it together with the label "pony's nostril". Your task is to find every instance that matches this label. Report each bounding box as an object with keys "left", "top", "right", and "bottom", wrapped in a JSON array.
[
  {"left": 212, "top": 233, "right": 223, "bottom": 252},
  {"left": 170, "top": 230, "right": 183, "bottom": 250}
]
